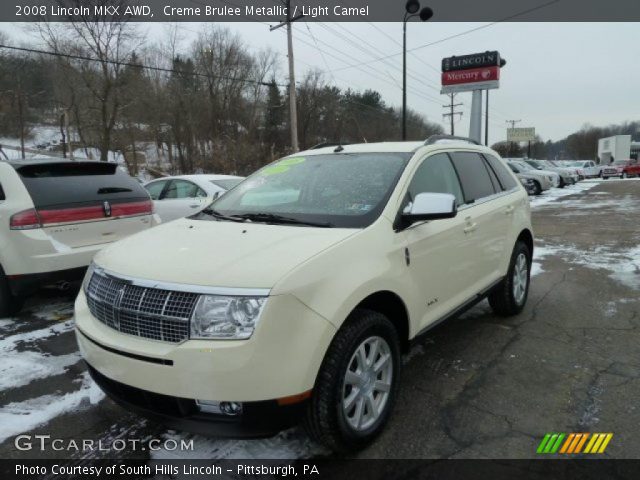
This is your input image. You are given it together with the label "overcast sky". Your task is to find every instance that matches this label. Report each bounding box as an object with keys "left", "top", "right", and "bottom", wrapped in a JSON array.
[{"left": 2, "top": 21, "right": 639, "bottom": 145}]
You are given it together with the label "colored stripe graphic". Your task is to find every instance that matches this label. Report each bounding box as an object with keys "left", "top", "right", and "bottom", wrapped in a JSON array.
[{"left": 538, "top": 433, "right": 612, "bottom": 454}]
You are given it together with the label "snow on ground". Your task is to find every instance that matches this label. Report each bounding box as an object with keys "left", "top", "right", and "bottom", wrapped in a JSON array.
[
  {"left": 152, "top": 429, "right": 326, "bottom": 462},
  {"left": 0, "top": 371, "right": 104, "bottom": 444},
  {"left": 0, "top": 350, "right": 81, "bottom": 391},
  {"left": 533, "top": 242, "right": 640, "bottom": 290},
  {"left": 529, "top": 181, "right": 599, "bottom": 208}
]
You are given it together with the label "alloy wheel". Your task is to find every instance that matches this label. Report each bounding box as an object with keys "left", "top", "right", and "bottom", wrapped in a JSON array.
[
  {"left": 512, "top": 253, "right": 528, "bottom": 305},
  {"left": 342, "top": 336, "right": 393, "bottom": 432}
]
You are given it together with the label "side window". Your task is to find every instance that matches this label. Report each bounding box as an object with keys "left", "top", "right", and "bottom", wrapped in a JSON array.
[
  {"left": 507, "top": 163, "right": 520, "bottom": 174},
  {"left": 450, "top": 152, "right": 497, "bottom": 204},
  {"left": 145, "top": 180, "right": 167, "bottom": 200},
  {"left": 0, "top": 183, "right": 4, "bottom": 201},
  {"left": 484, "top": 154, "right": 518, "bottom": 190},
  {"left": 196, "top": 187, "right": 208, "bottom": 198},
  {"left": 407, "top": 153, "right": 464, "bottom": 207},
  {"left": 164, "top": 180, "right": 199, "bottom": 199}
]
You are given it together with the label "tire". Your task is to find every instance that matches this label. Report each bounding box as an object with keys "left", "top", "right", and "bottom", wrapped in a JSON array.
[
  {"left": 558, "top": 177, "right": 565, "bottom": 188},
  {"left": 304, "top": 309, "right": 401, "bottom": 452},
  {"left": 0, "top": 268, "right": 22, "bottom": 318},
  {"left": 532, "top": 181, "right": 542, "bottom": 195},
  {"left": 622, "top": 173, "right": 628, "bottom": 179},
  {"left": 488, "top": 241, "right": 531, "bottom": 317}
]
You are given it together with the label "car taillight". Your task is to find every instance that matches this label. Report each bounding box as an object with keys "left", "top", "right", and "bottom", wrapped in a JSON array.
[
  {"left": 111, "top": 200, "right": 153, "bottom": 217},
  {"left": 10, "top": 209, "right": 42, "bottom": 230},
  {"left": 38, "top": 205, "right": 105, "bottom": 224}
]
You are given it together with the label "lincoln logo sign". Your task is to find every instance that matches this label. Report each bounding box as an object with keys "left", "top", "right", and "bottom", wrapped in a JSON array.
[{"left": 441, "top": 51, "right": 502, "bottom": 94}]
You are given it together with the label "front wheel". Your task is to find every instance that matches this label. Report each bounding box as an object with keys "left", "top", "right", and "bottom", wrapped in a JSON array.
[
  {"left": 304, "top": 309, "right": 401, "bottom": 452},
  {"left": 558, "top": 177, "right": 565, "bottom": 188},
  {"left": 622, "top": 172, "right": 628, "bottom": 179},
  {"left": 489, "top": 241, "right": 531, "bottom": 317}
]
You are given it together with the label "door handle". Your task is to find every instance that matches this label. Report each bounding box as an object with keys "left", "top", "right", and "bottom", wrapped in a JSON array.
[
  {"left": 464, "top": 223, "right": 477, "bottom": 234},
  {"left": 505, "top": 205, "right": 515, "bottom": 215},
  {"left": 189, "top": 204, "right": 200, "bottom": 208}
]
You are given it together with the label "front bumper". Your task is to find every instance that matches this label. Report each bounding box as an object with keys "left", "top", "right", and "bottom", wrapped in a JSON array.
[
  {"left": 75, "top": 290, "right": 336, "bottom": 402},
  {"left": 86, "top": 362, "right": 306, "bottom": 438}
]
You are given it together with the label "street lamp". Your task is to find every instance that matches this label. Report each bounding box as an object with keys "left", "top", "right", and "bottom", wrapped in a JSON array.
[{"left": 403, "top": 1, "right": 433, "bottom": 140}]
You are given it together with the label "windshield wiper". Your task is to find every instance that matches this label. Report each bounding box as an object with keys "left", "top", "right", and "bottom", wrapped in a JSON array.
[
  {"left": 198, "top": 208, "right": 245, "bottom": 223},
  {"left": 231, "top": 213, "right": 333, "bottom": 228}
]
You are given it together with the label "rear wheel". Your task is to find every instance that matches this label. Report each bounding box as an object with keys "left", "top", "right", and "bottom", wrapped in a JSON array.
[
  {"left": 0, "top": 269, "right": 22, "bottom": 318},
  {"left": 489, "top": 241, "right": 531, "bottom": 317},
  {"left": 532, "top": 181, "right": 542, "bottom": 195},
  {"left": 304, "top": 309, "right": 401, "bottom": 452}
]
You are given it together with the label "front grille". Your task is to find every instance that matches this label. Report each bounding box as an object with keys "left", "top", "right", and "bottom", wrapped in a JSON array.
[{"left": 86, "top": 270, "right": 199, "bottom": 343}]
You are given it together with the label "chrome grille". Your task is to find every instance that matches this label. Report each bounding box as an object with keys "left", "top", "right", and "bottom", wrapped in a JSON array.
[{"left": 86, "top": 270, "right": 199, "bottom": 343}]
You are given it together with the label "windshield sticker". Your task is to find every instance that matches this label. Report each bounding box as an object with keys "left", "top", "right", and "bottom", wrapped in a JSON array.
[
  {"left": 278, "top": 157, "right": 306, "bottom": 166},
  {"left": 260, "top": 157, "right": 306, "bottom": 176}
]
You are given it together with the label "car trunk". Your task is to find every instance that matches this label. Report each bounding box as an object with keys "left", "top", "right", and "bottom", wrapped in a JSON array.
[{"left": 16, "top": 162, "right": 153, "bottom": 248}]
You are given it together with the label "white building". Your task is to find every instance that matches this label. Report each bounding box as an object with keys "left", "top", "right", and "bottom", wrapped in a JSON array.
[{"left": 597, "top": 135, "right": 640, "bottom": 164}]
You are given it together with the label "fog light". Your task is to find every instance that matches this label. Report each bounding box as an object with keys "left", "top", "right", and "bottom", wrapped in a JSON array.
[{"left": 196, "top": 400, "right": 243, "bottom": 416}]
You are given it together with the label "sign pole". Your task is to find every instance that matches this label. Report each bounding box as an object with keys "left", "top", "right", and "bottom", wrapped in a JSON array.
[
  {"left": 484, "top": 90, "right": 489, "bottom": 146},
  {"left": 469, "top": 89, "right": 483, "bottom": 144}
]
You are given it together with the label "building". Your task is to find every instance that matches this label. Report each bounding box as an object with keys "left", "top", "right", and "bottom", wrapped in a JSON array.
[{"left": 597, "top": 135, "right": 640, "bottom": 164}]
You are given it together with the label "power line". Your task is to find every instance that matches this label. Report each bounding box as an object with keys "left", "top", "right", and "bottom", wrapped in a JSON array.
[{"left": 0, "top": 43, "right": 288, "bottom": 87}]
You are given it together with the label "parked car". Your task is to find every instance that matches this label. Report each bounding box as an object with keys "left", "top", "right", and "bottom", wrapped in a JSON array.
[
  {"left": 506, "top": 160, "right": 558, "bottom": 194},
  {"left": 601, "top": 160, "right": 640, "bottom": 179},
  {"left": 568, "top": 160, "right": 601, "bottom": 179},
  {"left": 0, "top": 159, "right": 158, "bottom": 316},
  {"left": 524, "top": 159, "right": 578, "bottom": 187},
  {"left": 144, "top": 174, "right": 244, "bottom": 223},
  {"left": 76, "top": 136, "right": 533, "bottom": 452}
]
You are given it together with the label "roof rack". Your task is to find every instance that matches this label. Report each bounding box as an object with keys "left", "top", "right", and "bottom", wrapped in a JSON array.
[
  {"left": 308, "top": 142, "right": 351, "bottom": 150},
  {"left": 424, "top": 135, "right": 480, "bottom": 146}
]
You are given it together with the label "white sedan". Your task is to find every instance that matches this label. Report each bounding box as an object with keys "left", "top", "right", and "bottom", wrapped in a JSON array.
[{"left": 144, "top": 174, "right": 244, "bottom": 222}]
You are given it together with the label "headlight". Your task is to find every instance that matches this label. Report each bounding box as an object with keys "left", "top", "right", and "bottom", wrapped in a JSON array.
[
  {"left": 190, "top": 295, "right": 267, "bottom": 340},
  {"left": 82, "top": 262, "right": 96, "bottom": 292}
]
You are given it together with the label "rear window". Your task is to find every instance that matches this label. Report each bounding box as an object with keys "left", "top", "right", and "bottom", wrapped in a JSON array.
[
  {"left": 211, "top": 178, "right": 243, "bottom": 190},
  {"left": 449, "top": 152, "right": 497, "bottom": 203},
  {"left": 484, "top": 154, "right": 518, "bottom": 190},
  {"left": 16, "top": 162, "right": 149, "bottom": 208}
]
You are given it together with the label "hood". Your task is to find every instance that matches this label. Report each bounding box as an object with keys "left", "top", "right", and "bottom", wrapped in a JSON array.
[{"left": 94, "top": 218, "right": 358, "bottom": 289}]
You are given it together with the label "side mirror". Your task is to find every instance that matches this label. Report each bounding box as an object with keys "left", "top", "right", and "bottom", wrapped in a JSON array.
[
  {"left": 401, "top": 192, "right": 457, "bottom": 225},
  {"left": 212, "top": 191, "right": 221, "bottom": 200}
]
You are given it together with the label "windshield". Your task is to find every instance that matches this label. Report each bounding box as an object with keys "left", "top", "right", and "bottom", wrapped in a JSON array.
[
  {"left": 513, "top": 162, "right": 533, "bottom": 171},
  {"left": 211, "top": 178, "right": 243, "bottom": 190},
  {"left": 526, "top": 161, "right": 543, "bottom": 170},
  {"left": 206, "top": 152, "right": 412, "bottom": 228}
]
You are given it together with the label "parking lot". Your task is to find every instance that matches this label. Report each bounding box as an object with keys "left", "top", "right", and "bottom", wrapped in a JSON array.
[{"left": 1, "top": 178, "right": 638, "bottom": 461}]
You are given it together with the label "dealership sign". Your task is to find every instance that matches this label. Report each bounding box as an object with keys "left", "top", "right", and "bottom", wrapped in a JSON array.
[
  {"left": 441, "top": 51, "right": 502, "bottom": 94},
  {"left": 507, "top": 127, "right": 536, "bottom": 142}
]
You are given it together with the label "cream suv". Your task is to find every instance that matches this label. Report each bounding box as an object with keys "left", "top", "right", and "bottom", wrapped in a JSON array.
[{"left": 75, "top": 136, "right": 533, "bottom": 452}]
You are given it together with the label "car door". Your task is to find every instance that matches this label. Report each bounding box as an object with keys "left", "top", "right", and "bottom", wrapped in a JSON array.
[
  {"left": 145, "top": 179, "right": 169, "bottom": 220},
  {"left": 158, "top": 180, "right": 208, "bottom": 222},
  {"left": 449, "top": 151, "right": 511, "bottom": 294},
  {"left": 400, "top": 152, "right": 474, "bottom": 331}
]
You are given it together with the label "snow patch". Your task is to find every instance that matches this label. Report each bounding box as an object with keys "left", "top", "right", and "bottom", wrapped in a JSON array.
[
  {"left": 0, "top": 372, "right": 105, "bottom": 444},
  {"left": 0, "top": 351, "right": 81, "bottom": 391},
  {"left": 0, "top": 321, "right": 74, "bottom": 352},
  {"left": 152, "top": 429, "right": 326, "bottom": 461},
  {"left": 529, "top": 182, "right": 598, "bottom": 208}
]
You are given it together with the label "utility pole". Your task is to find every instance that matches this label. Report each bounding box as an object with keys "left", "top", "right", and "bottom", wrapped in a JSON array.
[
  {"left": 506, "top": 119, "right": 521, "bottom": 157},
  {"left": 442, "top": 93, "right": 463, "bottom": 135},
  {"left": 270, "top": 0, "right": 303, "bottom": 152},
  {"left": 484, "top": 90, "right": 489, "bottom": 146}
]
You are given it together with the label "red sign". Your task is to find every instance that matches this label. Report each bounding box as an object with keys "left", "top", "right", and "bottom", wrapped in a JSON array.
[{"left": 442, "top": 66, "right": 500, "bottom": 86}]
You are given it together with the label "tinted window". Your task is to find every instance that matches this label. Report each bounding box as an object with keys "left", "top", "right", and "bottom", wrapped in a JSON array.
[
  {"left": 211, "top": 178, "right": 243, "bottom": 190},
  {"left": 484, "top": 154, "right": 518, "bottom": 190},
  {"left": 16, "top": 162, "right": 148, "bottom": 208},
  {"left": 407, "top": 153, "right": 464, "bottom": 206},
  {"left": 449, "top": 152, "right": 497, "bottom": 203},
  {"left": 164, "top": 180, "right": 199, "bottom": 199},
  {"left": 145, "top": 180, "right": 167, "bottom": 200}
]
